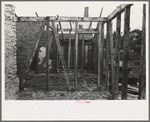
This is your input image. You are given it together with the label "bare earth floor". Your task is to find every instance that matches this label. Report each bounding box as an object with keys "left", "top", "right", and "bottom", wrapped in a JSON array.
[{"left": 19, "top": 72, "right": 138, "bottom": 100}]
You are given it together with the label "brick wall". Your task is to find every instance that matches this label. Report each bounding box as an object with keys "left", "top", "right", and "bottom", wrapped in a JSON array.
[{"left": 5, "top": 4, "right": 19, "bottom": 99}]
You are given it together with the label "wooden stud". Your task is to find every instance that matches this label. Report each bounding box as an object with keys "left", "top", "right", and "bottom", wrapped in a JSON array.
[
  {"left": 59, "top": 22, "right": 65, "bottom": 41},
  {"left": 109, "top": 21, "right": 115, "bottom": 99},
  {"left": 92, "top": 7, "right": 104, "bottom": 41},
  {"left": 46, "top": 21, "right": 54, "bottom": 91},
  {"left": 51, "top": 21, "right": 71, "bottom": 89},
  {"left": 68, "top": 31, "right": 72, "bottom": 73},
  {"left": 114, "top": 13, "right": 121, "bottom": 99},
  {"left": 74, "top": 21, "right": 78, "bottom": 89},
  {"left": 85, "top": 44, "right": 88, "bottom": 66},
  {"left": 35, "top": 12, "right": 39, "bottom": 17},
  {"left": 101, "top": 23, "right": 104, "bottom": 84},
  {"left": 94, "top": 34, "right": 98, "bottom": 74},
  {"left": 84, "top": 7, "right": 89, "bottom": 17},
  {"left": 56, "top": 24, "right": 59, "bottom": 73},
  {"left": 139, "top": 4, "right": 146, "bottom": 99},
  {"left": 88, "top": 22, "right": 92, "bottom": 30},
  {"left": 97, "top": 22, "right": 104, "bottom": 91},
  {"left": 21, "top": 19, "right": 46, "bottom": 86},
  {"left": 105, "top": 21, "right": 111, "bottom": 91},
  {"left": 81, "top": 34, "right": 85, "bottom": 74},
  {"left": 121, "top": 6, "right": 131, "bottom": 99},
  {"left": 69, "top": 22, "right": 72, "bottom": 31}
]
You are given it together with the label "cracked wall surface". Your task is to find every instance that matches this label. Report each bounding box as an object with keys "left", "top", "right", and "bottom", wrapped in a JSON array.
[
  {"left": 5, "top": 4, "right": 19, "bottom": 100},
  {"left": 16, "top": 20, "right": 57, "bottom": 81}
]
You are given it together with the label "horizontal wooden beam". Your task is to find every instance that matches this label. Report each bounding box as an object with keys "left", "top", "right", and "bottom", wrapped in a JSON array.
[
  {"left": 17, "top": 17, "right": 45, "bottom": 21},
  {"left": 78, "top": 30, "right": 98, "bottom": 34},
  {"left": 108, "top": 4, "right": 133, "bottom": 21},
  {"left": 59, "top": 29, "right": 98, "bottom": 34},
  {"left": 58, "top": 28, "right": 97, "bottom": 32},
  {"left": 17, "top": 16, "right": 107, "bottom": 22},
  {"left": 48, "top": 16, "right": 108, "bottom": 22}
]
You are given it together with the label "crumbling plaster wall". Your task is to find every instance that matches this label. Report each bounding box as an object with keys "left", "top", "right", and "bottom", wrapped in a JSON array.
[
  {"left": 16, "top": 20, "right": 43, "bottom": 82},
  {"left": 5, "top": 4, "right": 19, "bottom": 99},
  {"left": 16, "top": 19, "right": 57, "bottom": 82}
]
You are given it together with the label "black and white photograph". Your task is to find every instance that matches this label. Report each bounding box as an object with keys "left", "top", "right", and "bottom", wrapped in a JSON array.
[{"left": 1, "top": 1, "right": 149, "bottom": 121}]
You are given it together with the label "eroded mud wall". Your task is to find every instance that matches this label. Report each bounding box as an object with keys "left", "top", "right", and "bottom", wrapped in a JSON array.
[
  {"left": 5, "top": 4, "right": 19, "bottom": 99},
  {"left": 16, "top": 20, "right": 57, "bottom": 82}
]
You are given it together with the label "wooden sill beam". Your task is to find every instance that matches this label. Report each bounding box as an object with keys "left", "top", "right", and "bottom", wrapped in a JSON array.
[{"left": 108, "top": 4, "right": 133, "bottom": 21}]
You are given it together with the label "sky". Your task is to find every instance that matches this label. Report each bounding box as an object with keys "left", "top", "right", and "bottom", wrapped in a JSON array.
[{"left": 3, "top": 1, "right": 147, "bottom": 34}]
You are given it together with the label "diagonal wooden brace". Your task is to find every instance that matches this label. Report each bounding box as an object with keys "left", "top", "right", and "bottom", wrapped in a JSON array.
[{"left": 51, "top": 21, "right": 71, "bottom": 90}]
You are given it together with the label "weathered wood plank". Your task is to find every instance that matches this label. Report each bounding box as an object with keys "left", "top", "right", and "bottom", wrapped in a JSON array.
[
  {"left": 101, "top": 23, "right": 104, "bottom": 84},
  {"left": 105, "top": 21, "right": 111, "bottom": 91},
  {"left": 46, "top": 22, "right": 54, "bottom": 91},
  {"left": 46, "top": 20, "right": 50, "bottom": 91},
  {"left": 81, "top": 34, "right": 85, "bottom": 74},
  {"left": 109, "top": 21, "right": 115, "bottom": 99},
  {"left": 78, "top": 30, "right": 99, "bottom": 34},
  {"left": 48, "top": 16, "right": 108, "bottom": 22},
  {"left": 58, "top": 28, "right": 98, "bottom": 33},
  {"left": 17, "top": 17, "right": 45, "bottom": 21},
  {"left": 21, "top": 19, "right": 46, "bottom": 86},
  {"left": 59, "top": 21, "right": 65, "bottom": 41},
  {"left": 114, "top": 13, "right": 121, "bottom": 99},
  {"left": 97, "top": 22, "right": 104, "bottom": 91},
  {"left": 51, "top": 21, "right": 71, "bottom": 89},
  {"left": 94, "top": 34, "right": 98, "bottom": 74},
  {"left": 94, "top": 8, "right": 103, "bottom": 39},
  {"left": 68, "top": 31, "right": 72, "bottom": 73},
  {"left": 139, "top": 4, "right": 146, "bottom": 99},
  {"left": 74, "top": 21, "right": 79, "bottom": 89},
  {"left": 17, "top": 16, "right": 108, "bottom": 22},
  {"left": 108, "top": 4, "right": 133, "bottom": 21},
  {"left": 84, "top": 7, "right": 89, "bottom": 17},
  {"left": 121, "top": 6, "right": 131, "bottom": 99}
]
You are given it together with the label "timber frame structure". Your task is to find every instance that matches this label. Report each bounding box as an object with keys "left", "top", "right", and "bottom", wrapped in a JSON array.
[{"left": 20, "top": 4, "right": 146, "bottom": 100}]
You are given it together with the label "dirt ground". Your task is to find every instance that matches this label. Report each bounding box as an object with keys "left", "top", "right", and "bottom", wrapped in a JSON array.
[{"left": 19, "top": 71, "right": 138, "bottom": 100}]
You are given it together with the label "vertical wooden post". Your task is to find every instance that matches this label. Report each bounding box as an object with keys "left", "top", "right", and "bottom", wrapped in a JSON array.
[
  {"left": 94, "top": 35, "right": 98, "bottom": 74},
  {"left": 121, "top": 6, "right": 131, "bottom": 99},
  {"left": 81, "top": 34, "right": 85, "bottom": 74},
  {"left": 56, "top": 24, "right": 59, "bottom": 73},
  {"left": 74, "top": 21, "right": 78, "bottom": 89},
  {"left": 105, "top": 22, "right": 111, "bottom": 91},
  {"left": 109, "top": 21, "right": 115, "bottom": 99},
  {"left": 46, "top": 19, "right": 50, "bottom": 91},
  {"left": 68, "top": 31, "right": 71, "bottom": 73},
  {"left": 84, "top": 7, "right": 89, "bottom": 17},
  {"left": 101, "top": 23, "right": 104, "bottom": 83},
  {"left": 97, "top": 22, "right": 104, "bottom": 91},
  {"left": 114, "top": 13, "right": 121, "bottom": 99},
  {"left": 139, "top": 4, "right": 146, "bottom": 99}
]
